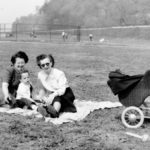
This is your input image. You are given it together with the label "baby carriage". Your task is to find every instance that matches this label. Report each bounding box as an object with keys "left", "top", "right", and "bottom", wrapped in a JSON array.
[{"left": 108, "top": 70, "right": 150, "bottom": 128}]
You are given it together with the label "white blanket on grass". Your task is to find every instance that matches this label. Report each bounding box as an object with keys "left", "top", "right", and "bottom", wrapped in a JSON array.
[{"left": 0, "top": 100, "right": 122, "bottom": 125}]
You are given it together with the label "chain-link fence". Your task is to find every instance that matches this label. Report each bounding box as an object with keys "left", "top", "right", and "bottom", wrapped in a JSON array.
[
  {"left": 0, "top": 23, "right": 82, "bottom": 42},
  {"left": 1, "top": 23, "right": 150, "bottom": 43}
]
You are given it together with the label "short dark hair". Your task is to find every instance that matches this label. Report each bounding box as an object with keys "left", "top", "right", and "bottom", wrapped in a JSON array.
[
  {"left": 20, "top": 69, "right": 29, "bottom": 77},
  {"left": 21, "top": 69, "right": 29, "bottom": 74},
  {"left": 11, "top": 51, "right": 29, "bottom": 65},
  {"left": 36, "top": 54, "right": 55, "bottom": 68}
]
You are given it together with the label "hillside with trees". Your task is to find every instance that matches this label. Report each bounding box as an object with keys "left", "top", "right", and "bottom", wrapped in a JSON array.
[{"left": 13, "top": 0, "right": 150, "bottom": 29}]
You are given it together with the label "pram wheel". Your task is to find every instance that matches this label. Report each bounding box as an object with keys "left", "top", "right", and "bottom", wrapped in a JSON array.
[{"left": 121, "top": 106, "right": 144, "bottom": 128}]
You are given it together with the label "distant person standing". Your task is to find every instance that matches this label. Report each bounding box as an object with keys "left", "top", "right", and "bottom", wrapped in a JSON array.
[
  {"left": 61, "top": 31, "right": 68, "bottom": 42},
  {"left": 89, "top": 34, "right": 93, "bottom": 41},
  {"left": 62, "top": 31, "right": 66, "bottom": 41},
  {"left": 30, "top": 31, "right": 37, "bottom": 38}
]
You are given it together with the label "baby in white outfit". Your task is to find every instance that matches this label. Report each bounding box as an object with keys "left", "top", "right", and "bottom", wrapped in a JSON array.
[{"left": 15, "top": 70, "right": 37, "bottom": 110}]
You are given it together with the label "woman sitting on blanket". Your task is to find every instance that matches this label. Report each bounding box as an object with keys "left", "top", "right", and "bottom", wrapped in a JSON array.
[
  {"left": 1, "top": 51, "right": 29, "bottom": 107},
  {"left": 36, "top": 54, "right": 76, "bottom": 118}
]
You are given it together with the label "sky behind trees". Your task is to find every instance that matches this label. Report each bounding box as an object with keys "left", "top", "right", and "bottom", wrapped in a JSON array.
[{"left": 0, "top": 0, "right": 45, "bottom": 23}]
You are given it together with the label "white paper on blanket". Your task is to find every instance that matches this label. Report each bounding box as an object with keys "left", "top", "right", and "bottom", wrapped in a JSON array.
[{"left": 0, "top": 100, "right": 122, "bottom": 124}]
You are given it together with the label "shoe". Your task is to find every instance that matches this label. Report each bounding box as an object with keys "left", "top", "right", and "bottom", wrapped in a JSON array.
[
  {"left": 37, "top": 106, "right": 49, "bottom": 117},
  {"left": 46, "top": 105, "right": 59, "bottom": 118}
]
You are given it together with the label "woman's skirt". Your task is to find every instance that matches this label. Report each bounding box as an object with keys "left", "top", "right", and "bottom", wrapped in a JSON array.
[{"left": 52, "top": 87, "right": 77, "bottom": 113}]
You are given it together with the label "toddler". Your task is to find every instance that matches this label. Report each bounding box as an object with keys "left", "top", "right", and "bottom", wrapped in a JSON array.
[{"left": 14, "top": 70, "right": 37, "bottom": 110}]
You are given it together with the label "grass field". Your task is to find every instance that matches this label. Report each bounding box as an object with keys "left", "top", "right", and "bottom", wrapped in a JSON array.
[{"left": 0, "top": 40, "right": 150, "bottom": 149}]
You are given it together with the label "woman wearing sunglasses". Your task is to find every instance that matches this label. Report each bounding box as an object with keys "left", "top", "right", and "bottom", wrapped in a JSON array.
[{"left": 36, "top": 54, "right": 76, "bottom": 118}]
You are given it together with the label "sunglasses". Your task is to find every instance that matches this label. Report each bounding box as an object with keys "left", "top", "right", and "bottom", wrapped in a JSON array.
[{"left": 40, "top": 63, "right": 50, "bottom": 68}]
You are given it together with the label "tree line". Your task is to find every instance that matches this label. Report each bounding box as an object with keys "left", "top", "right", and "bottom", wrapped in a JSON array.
[{"left": 12, "top": 0, "right": 150, "bottom": 31}]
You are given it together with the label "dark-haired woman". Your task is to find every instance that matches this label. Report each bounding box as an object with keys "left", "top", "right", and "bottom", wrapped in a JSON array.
[
  {"left": 1, "top": 51, "right": 29, "bottom": 106},
  {"left": 36, "top": 54, "right": 76, "bottom": 118}
]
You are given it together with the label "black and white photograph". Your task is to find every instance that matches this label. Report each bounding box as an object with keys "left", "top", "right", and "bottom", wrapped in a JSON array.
[{"left": 0, "top": 0, "right": 150, "bottom": 149}]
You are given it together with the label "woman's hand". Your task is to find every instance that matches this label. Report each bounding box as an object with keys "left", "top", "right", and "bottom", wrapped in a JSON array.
[
  {"left": 43, "top": 92, "right": 58, "bottom": 105},
  {"left": 44, "top": 95, "right": 54, "bottom": 105},
  {"left": 4, "top": 94, "right": 11, "bottom": 104},
  {"left": 2, "top": 82, "right": 11, "bottom": 104},
  {"left": 34, "top": 95, "right": 45, "bottom": 104},
  {"left": 44, "top": 92, "right": 58, "bottom": 105},
  {"left": 34, "top": 94, "right": 41, "bottom": 100}
]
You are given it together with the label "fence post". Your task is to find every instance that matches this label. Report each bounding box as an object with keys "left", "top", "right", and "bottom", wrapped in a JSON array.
[
  {"left": 49, "top": 30, "right": 51, "bottom": 41},
  {"left": 15, "top": 23, "right": 18, "bottom": 41},
  {"left": 4, "top": 24, "right": 6, "bottom": 35},
  {"left": 77, "top": 26, "right": 81, "bottom": 42}
]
